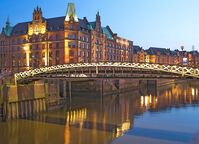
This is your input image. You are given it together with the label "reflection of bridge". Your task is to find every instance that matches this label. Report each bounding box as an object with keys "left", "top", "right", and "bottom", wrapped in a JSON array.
[{"left": 14, "top": 62, "right": 199, "bottom": 83}]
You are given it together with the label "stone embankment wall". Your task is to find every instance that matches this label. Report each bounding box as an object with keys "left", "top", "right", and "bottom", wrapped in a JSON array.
[
  {"left": 1, "top": 83, "right": 47, "bottom": 120},
  {"left": 71, "top": 79, "right": 185, "bottom": 97},
  {"left": 0, "top": 80, "right": 62, "bottom": 120},
  {"left": 0, "top": 80, "right": 55, "bottom": 120},
  {"left": 71, "top": 79, "right": 157, "bottom": 96}
]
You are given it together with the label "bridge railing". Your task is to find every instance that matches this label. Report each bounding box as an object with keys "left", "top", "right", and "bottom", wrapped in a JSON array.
[{"left": 13, "top": 62, "right": 199, "bottom": 83}]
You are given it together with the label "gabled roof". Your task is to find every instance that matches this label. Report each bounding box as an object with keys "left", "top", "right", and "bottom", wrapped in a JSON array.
[
  {"left": 133, "top": 45, "right": 142, "bottom": 54},
  {"left": 189, "top": 51, "right": 199, "bottom": 56},
  {"left": 65, "top": 3, "right": 78, "bottom": 22},
  {"left": 9, "top": 17, "right": 101, "bottom": 36},
  {"left": 2, "top": 12, "right": 115, "bottom": 39},
  {"left": 170, "top": 50, "right": 178, "bottom": 56},
  {"left": 78, "top": 18, "right": 89, "bottom": 30},
  {"left": 2, "top": 26, "right": 13, "bottom": 36},
  {"left": 11, "top": 22, "right": 29, "bottom": 36},
  {"left": 147, "top": 47, "right": 170, "bottom": 55},
  {"left": 46, "top": 16, "right": 65, "bottom": 31},
  {"left": 102, "top": 26, "right": 114, "bottom": 40},
  {"left": 88, "top": 22, "right": 96, "bottom": 30}
]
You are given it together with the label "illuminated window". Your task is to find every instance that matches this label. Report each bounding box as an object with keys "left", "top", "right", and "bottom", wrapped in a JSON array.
[
  {"left": 78, "top": 51, "right": 81, "bottom": 56},
  {"left": 78, "top": 36, "right": 81, "bottom": 40}
]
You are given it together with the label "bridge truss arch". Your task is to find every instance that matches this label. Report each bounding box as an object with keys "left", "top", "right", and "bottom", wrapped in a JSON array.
[{"left": 14, "top": 62, "right": 199, "bottom": 83}]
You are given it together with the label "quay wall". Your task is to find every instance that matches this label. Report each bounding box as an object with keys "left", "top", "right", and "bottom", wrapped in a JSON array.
[{"left": 1, "top": 83, "right": 48, "bottom": 120}]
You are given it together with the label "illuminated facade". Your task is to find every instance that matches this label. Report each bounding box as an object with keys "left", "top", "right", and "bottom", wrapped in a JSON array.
[
  {"left": 0, "top": 3, "right": 133, "bottom": 73},
  {"left": 133, "top": 46, "right": 199, "bottom": 67}
]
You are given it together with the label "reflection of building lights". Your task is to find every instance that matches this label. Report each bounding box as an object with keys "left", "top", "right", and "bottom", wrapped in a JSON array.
[
  {"left": 116, "top": 121, "right": 131, "bottom": 138},
  {"left": 155, "top": 98, "right": 158, "bottom": 103},
  {"left": 121, "top": 121, "right": 130, "bottom": 132},
  {"left": 141, "top": 95, "right": 154, "bottom": 107},
  {"left": 150, "top": 95, "right": 152, "bottom": 104},
  {"left": 66, "top": 108, "right": 87, "bottom": 124},
  {"left": 192, "top": 88, "right": 195, "bottom": 96},
  {"left": 64, "top": 124, "right": 70, "bottom": 144},
  {"left": 145, "top": 96, "right": 148, "bottom": 107},
  {"left": 141, "top": 96, "right": 144, "bottom": 106}
]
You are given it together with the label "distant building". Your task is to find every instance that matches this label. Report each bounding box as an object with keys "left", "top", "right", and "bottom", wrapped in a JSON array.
[
  {"left": 188, "top": 51, "right": 199, "bottom": 67},
  {"left": 0, "top": 3, "right": 133, "bottom": 73},
  {"left": 132, "top": 45, "right": 146, "bottom": 63}
]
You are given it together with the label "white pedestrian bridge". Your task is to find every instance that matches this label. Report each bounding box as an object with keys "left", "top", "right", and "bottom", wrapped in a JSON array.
[{"left": 14, "top": 62, "right": 199, "bottom": 83}]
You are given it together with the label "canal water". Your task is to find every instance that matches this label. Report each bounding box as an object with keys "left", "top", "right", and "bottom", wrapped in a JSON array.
[{"left": 0, "top": 81, "right": 199, "bottom": 144}]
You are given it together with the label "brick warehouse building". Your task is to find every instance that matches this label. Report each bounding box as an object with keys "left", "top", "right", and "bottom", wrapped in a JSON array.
[{"left": 0, "top": 3, "right": 133, "bottom": 73}]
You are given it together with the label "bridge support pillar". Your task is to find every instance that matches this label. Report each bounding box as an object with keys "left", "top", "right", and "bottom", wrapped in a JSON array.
[
  {"left": 57, "top": 79, "right": 60, "bottom": 97},
  {"left": 63, "top": 80, "right": 67, "bottom": 98},
  {"left": 2, "top": 102, "right": 9, "bottom": 120},
  {"left": 68, "top": 81, "right": 72, "bottom": 103}
]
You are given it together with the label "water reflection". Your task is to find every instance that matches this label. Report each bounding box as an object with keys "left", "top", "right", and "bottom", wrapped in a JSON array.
[{"left": 0, "top": 81, "right": 199, "bottom": 144}]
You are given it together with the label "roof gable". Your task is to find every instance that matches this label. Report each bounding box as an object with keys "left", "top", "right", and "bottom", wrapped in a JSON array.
[{"left": 102, "top": 26, "right": 114, "bottom": 40}]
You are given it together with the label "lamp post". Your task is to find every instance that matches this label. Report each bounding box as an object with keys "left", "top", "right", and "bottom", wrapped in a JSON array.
[{"left": 181, "top": 46, "right": 185, "bottom": 66}]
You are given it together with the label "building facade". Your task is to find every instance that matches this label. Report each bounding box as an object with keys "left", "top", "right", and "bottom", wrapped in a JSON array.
[
  {"left": 0, "top": 3, "right": 133, "bottom": 73},
  {"left": 133, "top": 46, "right": 199, "bottom": 67}
]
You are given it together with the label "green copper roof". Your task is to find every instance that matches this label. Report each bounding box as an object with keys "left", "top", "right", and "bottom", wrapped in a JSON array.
[
  {"left": 88, "top": 22, "right": 96, "bottom": 30},
  {"left": 4, "top": 27, "right": 13, "bottom": 36},
  {"left": 3, "top": 17, "right": 13, "bottom": 36},
  {"left": 102, "top": 27, "right": 113, "bottom": 40},
  {"left": 65, "top": 3, "right": 78, "bottom": 22}
]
